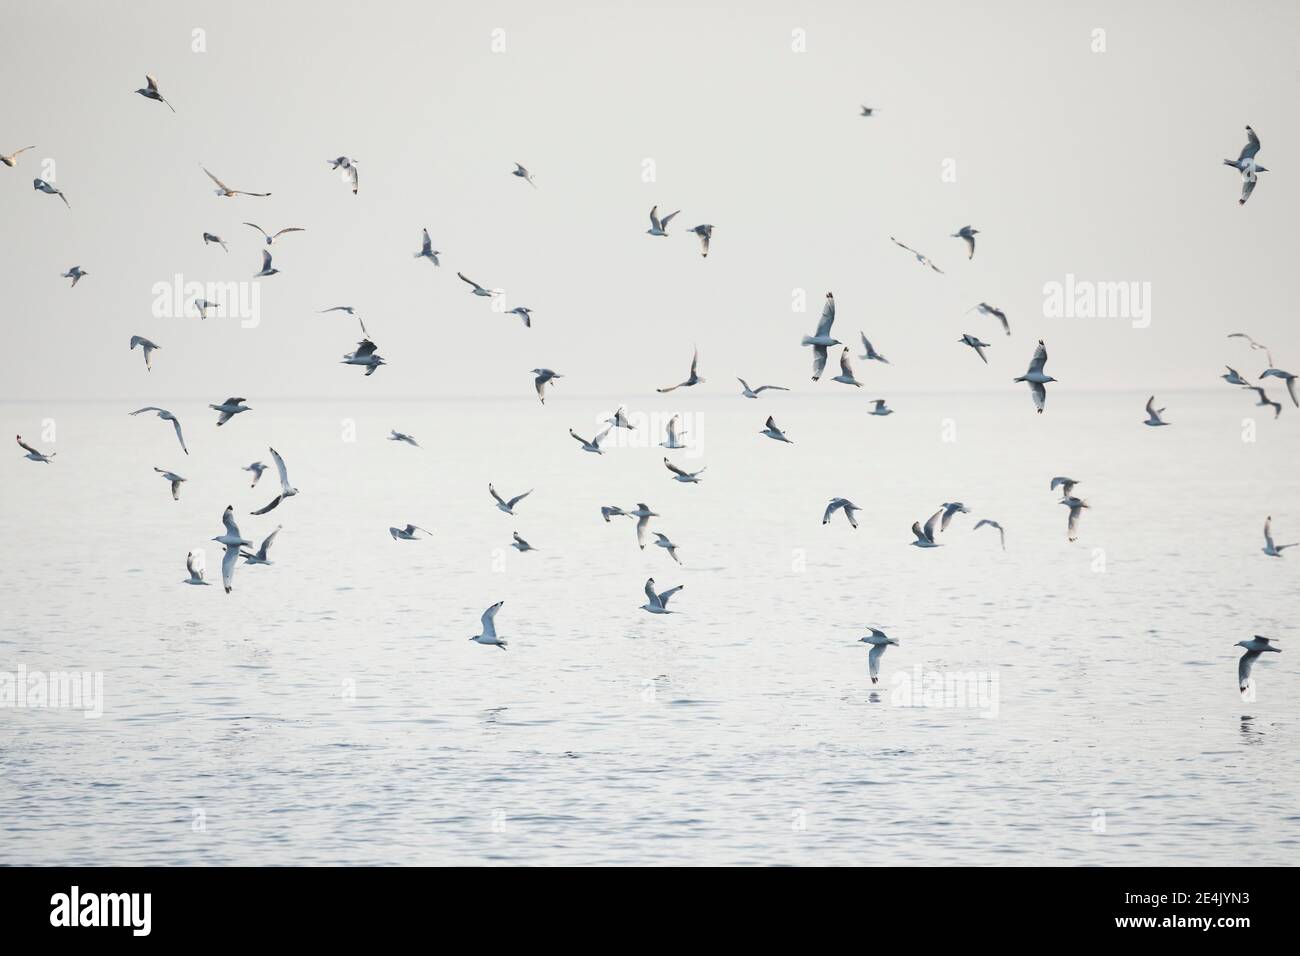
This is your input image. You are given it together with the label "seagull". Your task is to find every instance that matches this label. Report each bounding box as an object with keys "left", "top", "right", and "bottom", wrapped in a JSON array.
[
  {"left": 859, "top": 106, "right": 877, "bottom": 117},
  {"left": 327, "top": 156, "right": 359, "bottom": 194},
  {"left": 251, "top": 447, "right": 299, "bottom": 515},
  {"left": 664, "top": 457, "right": 706, "bottom": 483},
  {"left": 129, "top": 407, "right": 188, "bottom": 454},
  {"left": 388, "top": 430, "right": 419, "bottom": 447},
  {"left": 802, "top": 292, "right": 840, "bottom": 381},
  {"left": 129, "top": 335, "right": 159, "bottom": 371},
  {"left": 33, "top": 178, "right": 69, "bottom": 207},
  {"left": 489, "top": 483, "right": 532, "bottom": 515},
  {"left": 656, "top": 348, "right": 704, "bottom": 392},
  {"left": 1223, "top": 127, "right": 1267, "bottom": 205},
  {"left": 868, "top": 399, "right": 894, "bottom": 416},
  {"left": 470, "top": 601, "right": 508, "bottom": 649},
  {"left": 253, "top": 250, "right": 279, "bottom": 277},
  {"left": 1, "top": 145, "right": 35, "bottom": 167},
  {"left": 641, "top": 577, "right": 684, "bottom": 614},
  {"left": 687, "top": 224, "right": 713, "bottom": 257},
  {"left": 603, "top": 405, "right": 635, "bottom": 431},
  {"left": 974, "top": 519, "right": 1006, "bottom": 550},
  {"left": 1050, "top": 476, "right": 1079, "bottom": 496},
  {"left": 601, "top": 505, "right": 632, "bottom": 522},
  {"left": 569, "top": 424, "right": 611, "bottom": 454},
  {"left": 1243, "top": 385, "right": 1282, "bottom": 419},
  {"left": 241, "top": 525, "right": 281, "bottom": 565},
  {"left": 1262, "top": 516, "right": 1296, "bottom": 557},
  {"left": 506, "top": 307, "right": 533, "bottom": 328},
  {"left": 1221, "top": 366, "right": 1249, "bottom": 386},
  {"left": 653, "top": 531, "right": 682, "bottom": 564},
  {"left": 1260, "top": 369, "right": 1298, "bottom": 407},
  {"left": 737, "top": 378, "right": 789, "bottom": 398},
  {"left": 192, "top": 298, "right": 218, "bottom": 320},
  {"left": 831, "top": 348, "right": 864, "bottom": 386},
  {"left": 211, "top": 506, "right": 252, "bottom": 594},
  {"left": 243, "top": 461, "right": 267, "bottom": 488},
  {"left": 760, "top": 416, "right": 793, "bottom": 443},
  {"left": 968, "top": 302, "right": 1010, "bottom": 336},
  {"left": 16, "top": 434, "right": 54, "bottom": 463},
  {"left": 210, "top": 397, "right": 251, "bottom": 426},
  {"left": 511, "top": 163, "right": 536, "bottom": 188},
  {"left": 1143, "top": 395, "right": 1170, "bottom": 426},
  {"left": 646, "top": 205, "right": 680, "bottom": 237},
  {"left": 202, "top": 166, "right": 270, "bottom": 198},
  {"left": 389, "top": 524, "right": 431, "bottom": 541},
  {"left": 951, "top": 225, "right": 979, "bottom": 259},
  {"left": 61, "top": 266, "right": 88, "bottom": 287},
  {"left": 244, "top": 222, "right": 305, "bottom": 245},
  {"left": 910, "top": 509, "right": 944, "bottom": 548},
  {"left": 133, "top": 74, "right": 175, "bottom": 111},
  {"left": 659, "top": 414, "right": 687, "bottom": 449},
  {"left": 824, "top": 498, "right": 861, "bottom": 528},
  {"left": 341, "top": 338, "right": 386, "bottom": 376},
  {"left": 183, "top": 552, "right": 211, "bottom": 586},
  {"left": 1236, "top": 635, "right": 1280, "bottom": 693},
  {"left": 457, "top": 272, "right": 498, "bottom": 297},
  {"left": 202, "top": 232, "right": 228, "bottom": 251},
  {"left": 858, "top": 628, "right": 898, "bottom": 684},
  {"left": 890, "top": 236, "right": 943, "bottom": 273},
  {"left": 629, "top": 503, "right": 659, "bottom": 548},
  {"left": 1228, "top": 332, "right": 1273, "bottom": 366},
  {"left": 858, "top": 332, "right": 890, "bottom": 364},
  {"left": 510, "top": 532, "right": 537, "bottom": 552},
  {"left": 959, "top": 334, "right": 991, "bottom": 364},
  {"left": 153, "top": 467, "right": 186, "bottom": 501},
  {"left": 939, "top": 502, "right": 970, "bottom": 530},
  {"left": 318, "top": 306, "right": 368, "bottom": 336},
  {"left": 1061, "top": 496, "right": 1089, "bottom": 542},
  {"left": 1014, "top": 339, "right": 1056, "bottom": 413},
  {"left": 414, "top": 229, "right": 440, "bottom": 266},
  {"left": 531, "top": 368, "right": 562, "bottom": 403}
]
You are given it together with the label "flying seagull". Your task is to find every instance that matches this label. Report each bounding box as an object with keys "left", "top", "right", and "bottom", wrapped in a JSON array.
[
  {"left": 129, "top": 406, "right": 188, "bottom": 454},
  {"left": 1221, "top": 366, "right": 1248, "bottom": 386},
  {"left": 192, "top": 298, "right": 218, "bottom": 320},
  {"left": 760, "top": 416, "right": 793, "bottom": 444},
  {"left": 910, "top": 509, "right": 944, "bottom": 548},
  {"left": 737, "top": 378, "right": 789, "bottom": 398},
  {"left": 33, "top": 178, "right": 69, "bottom": 207},
  {"left": 388, "top": 430, "right": 419, "bottom": 447},
  {"left": 630, "top": 503, "right": 659, "bottom": 549},
  {"left": 656, "top": 348, "right": 704, "bottom": 392},
  {"left": 1223, "top": 126, "right": 1267, "bottom": 205},
  {"left": 61, "top": 266, "right": 88, "bottom": 287},
  {"left": 341, "top": 338, "right": 386, "bottom": 376},
  {"left": 858, "top": 628, "right": 898, "bottom": 684},
  {"left": 510, "top": 531, "right": 536, "bottom": 553},
  {"left": 210, "top": 397, "right": 251, "bottom": 426},
  {"left": 687, "top": 224, "right": 713, "bottom": 257},
  {"left": 890, "top": 236, "right": 943, "bottom": 273},
  {"left": 1061, "top": 495, "right": 1089, "bottom": 542},
  {"left": 659, "top": 414, "right": 686, "bottom": 449},
  {"left": 605, "top": 405, "right": 635, "bottom": 430},
  {"left": 641, "top": 577, "right": 684, "bottom": 614},
  {"left": 968, "top": 302, "right": 1010, "bottom": 336},
  {"left": 211, "top": 506, "right": 253, "bottom": 594},
  {"left": 319, "top": 306, "right": 368, "bottom": 336},
  {"left": 831, "top": 348, "right": 864, "bottom": 386},
  {"left": 1143, "top": 395, "right": 1170, "bottom": 426},
  {"left": 868, "top": 399, "right": 894, "bottom": 416},
  {"left": 1260, "top": 368, "right": 1298, "bottom": 407},
  {"left": 802, "top": 292, "right": 841, "bottom": 381},
  {"left": 133, "top": 74, "right": 175, "bottom": 111},
  {"left": 1228, "top": 332, "right": 1273, "bottom": 366},
  {"left": 974, "top": 518, "right": 1006, "bottom": 550},
  {"left": 1050, "top": 476, "right": 1079, "bottom": 496},
  {"left": 601, "top": 505, "right": 631, "bottom": 523},
  {"left": 16, "top": 434, "right": 54, "bottom": 463},
  {"left": 1014, "top": 339, "right": 1056, "bottom": 413},
  {"left": 859, "top": 106, "right": 877, "bottom": 117},
  {"left": 1, "top": 145, "right": 35, "bottom": 167},
  {"left": 202, "top": 166, "right": 270, "bottom": 198},
  {"left": 457, "top": 272, "right": 499, "bottom": 297},
  {"left": 183, "top": 551, "right": 211, "bottom": 586},
  {"left": 653, "top": 531, "right": 682, "bottom": 564},
  {"left": 489, "top": 483, "right": 532, "bottom": 515},
  {"left": 511, "top": 163, "right": 536, "bottom": 188},
  {"left": 859, "top": 332, "right": 890, "bottom": 364},
  {"left": 241, "top": 525, "right": 281, "bottom": 565},
  {"left": 244, "top": 222, "right": 304, "bottom": 245},
  {"left": 824, "top": 498, "right": 861, "bottom": 528},
  {"left": 243, "top": 461, "right": 266, "bottom": 487},
  {"left": 153, "top": 467, "right": 186, "bottom": 501},
  {"left": 951, "top": 225, "right": 979, "bottom": 259},
  {"left": 251, "top": 447, "right": 299, "bottom": 515},
  {"left": 531, "top": 368, "right": 562, "bottom": 403},
  {"left": 389, "top": 524, "right": 432, "bottom": 541},
  {"left": 1236, "top": 635, "right": 1280, "bottom": 693},
  {"left": 664, "top": 457, "right": 706, "bottom": 484},
  {"left": 506, "top": 307, "right": 533, "bottom": 328},
  {"left": 569, "top": 424, "right": 611, "bottom": 454},
  {"left": 1243, "top": 385, "right": 1282, "bottom": 419},
  {"left": 470, "top": 601, "right": 508, "bottom": 649},
  {"left": 959, "top": 333, "right": 992, "bottom": 364},
  {"left": 1262, "top": 516, "right": 1296, "bottom": 557},
  {"left": 939, "top": 502, "right": 970, "bottom": 531},
  {"left": 202, "top": 232, "right": 228, "bottom": 251},
  {"left": 253, "top": 250, "right": 279, "bottom": 277},
  {"left": 327, "top": 156, "right": 359, "bottom": 194},
  {"left": 646, "top": 205, "right": 680, "bottom": 237},
  {"left": 414, "top": 229, "right": 440, "bottom": 265},
  {"left": 129, "top": 335, "right": 159, "bottom": 371}
]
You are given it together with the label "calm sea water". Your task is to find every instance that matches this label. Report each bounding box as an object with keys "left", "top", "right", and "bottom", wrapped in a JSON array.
[{"left": 2, "top": 390, "right": 1297, "bottom": 865}]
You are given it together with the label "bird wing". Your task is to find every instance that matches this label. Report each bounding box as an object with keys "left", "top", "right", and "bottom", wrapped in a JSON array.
[
  {"left": 202, "top": 167, "right": 229, "bottom": 190},
  {"left": 765, "top": 416, "right": 778, "bottom": 432},
  {"left": 814, "top": 294, "right": 835, "bottom": 338},
  {"left": 421, "top": 229, "right": 432, "bottom": 254},
  {"left": 457, "top": 272, "right": 485, "bottom": 293},
  {"left": 689, "top": 348, "right": 699, "bottom": 379},
  {"left": 1238, "top": 649, "right": 1260, "bottom": 689},
  {"left": 823, "top": 500, "right": 841, "bottom": 523},
  {"left": 221, "top": 545, "right": 238, "bottom": 592},
  {"left": 644, "top": 578, "right": 659, "bottom": 606},
  {"left": 251, "top": 495, "right": 283, "bottom": 516},
  {"left": 923, "top": 509, "right": 944, "bottom": 542},
  {"left": 260, "top": 250, "right": 273, "bottom": 271},
  {"left": 868, "top": 643, "right": 886, "bottom": 681},
  {"left": 171, "top": 417, "right": 188, "bottom": 454},
  {"left": 658, "top": 585, "right": 684, "bottom": 608},
  {"left": 649, "top": 206, "right": 661, "bottom": 231},
  {"left": 258, "top": 526, "right": 281, "bottom": 557},
  {"left": 1145, "top": 396, "right": 1157, "bottom": 418},
  {"left": 488, "top": 483, "right": 505, "bottom": 507},
  {"left": 1238, "top": 127, "right": 1261, "bottom": 162},
  {"left": 1030, "top": 381, "right": 1047, "bottom": 413},
  {"left": 1264, "top": 517, "right": 1275, "bottom": 550},
  {"left": 1027, "top": 340, "right": 1048, "bottom": 374},
  {"left": 811, "top": 345, "right": 829, "bottom": 380},
  {"left": 243, "top": 222, "right": 269, "bottom": 238},
  {"left": 222, "top": 506, "right": 241, "bottom": 538},
  {"left": 839, "top": 349, "right": 854, "bottom": 377},
  {"left": 481, "top": 601, "right": 502, "bottom": 638},
  {"left": 186, "top": 552, "right": 199, "bottom": 578},
  {"left": 270, "top": 446, "right": 291, "bottom": 492},
  {"left": 664, "top": 458, "right": 689, "bottom": 478},
  {"left": 1067, "top": 504, "right": 1083, "bottom": 541},
  {"left": 272, "top": 227, "right": 305, "bottom": 239},
  {"left": 661, "top": 209, "right": 680, "bottom": 228},
  {"left": 15, "top": 435, "right": 39, "bottom": 455},
  {"left": 507, "top": 489, "right": 532, "bottom": 509}
]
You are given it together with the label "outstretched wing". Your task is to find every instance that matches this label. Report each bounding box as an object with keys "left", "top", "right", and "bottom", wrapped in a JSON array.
[
  {"left": 814, "top": 293, "right": 835, "bottom": 338},
  {"left": 481, "top": 601, "right": 503, "bottom": 638}
]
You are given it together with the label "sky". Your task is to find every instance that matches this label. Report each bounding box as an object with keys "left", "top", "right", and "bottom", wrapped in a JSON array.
[{"left": 2, "top": 0, "right": 1297, "bottom": 401}]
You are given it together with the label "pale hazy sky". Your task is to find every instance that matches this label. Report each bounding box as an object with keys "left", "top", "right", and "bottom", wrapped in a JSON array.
[{"left": 2, "top": 0, "right": 1297, "bottom": 400}]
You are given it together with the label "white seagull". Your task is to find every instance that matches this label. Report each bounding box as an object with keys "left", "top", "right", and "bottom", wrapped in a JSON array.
[
  {"left": 687, "top": 224, "right": 713, "bottom": 257},
  {"left": 129, "top": 406, "right": 188, "bottom": 455},
  {"left": 16, "top": 434, "right": 55, "bottom": 463},
  {"left": 531, "top": 368, "right": 562, "bottom": 404},
  {"left": 601, "top": 505, "right": 631, "bottom": 522},
  {"left": 192, "top": 298, "right": 219, "bottom": 320},
  {"left": 653, "top": 531, "right": 682, "bottom": 564},
  {"left": 470, "top": 601, "right": 508, "bottom": 649},
  {"left": 951, "top": 225, "right": 979, "bottom": 259},
  {"left": 831, "top": 348, "right": 864, "bottom": 387},
  {"left": 868, "top": 399, "right": 894, "bottom": 416},
  {"left": 1061, "top": 496, "right": 1089, "bottom": 542},
  {"left": 802, "top": 292, "right": 840, "bottom": 381},
  {"left": 1262, "top": 516, "right": 1296, "bottom": 557},
  {"left": 202, "top": 232, "right": 227, "bottom": 251},
  {"left": 1221, "top": 366, "right": 1249, "bottom": 386},
  {"left": 211, "top": 506, "right": 252, "bottom": 594},
  {"left": 129, "top": 335, "right": 159, "bottom": 370},
  {"left": 133, "top": 74, "right": 175, "bottom": 111},
  {"left": 61, "top": 266, "right": 88, "bottom": 287},
  {"left": 241, "top": 525, "right": 281, "bottom": 565},
  {"left": 738, "top": 378, "right": 789, "bottom": 398},
  {"left": 251, "top": 447, "right": 299, "bottom": 515},
  {"left": 1223, "top": 127, "right": 1267, "bottom": 205},
  {"left": 327, "top": 156, "right": 359, "bottom": 194},
  {"left": 153, "top": 467, "right": 186, "bottom": 501},
  {"left": 457, "top": 272, "right": 499, "bottom": 297},
  {"left": 510, "top": 532, "right": 537, "bottom": 552},
  {"left": 859, "top": 332, "right": 890, "bottom": 364},
  {"left": 489, "top": 483, "right": 533, "bottom": 515},
  {"left": 1014, "top": 339, "right": 1056, "bottom": 413},
  {"left": 570, "top": 424, "right": 611, "bottom": 454},
  {"left": 858, "top": 628, "right": 899, "bottom": 684},
  {"left": 630, "top": 503, "right": 659, "bottom": 548},
  {"left": 940, "top": 502, "right": 970, "bottom": 530},
  {"left": 243, "top": 461, "right": 266, "bottom": 488},
  {"left": 656, "top": 348, "right": 704, "bottom": 392},
  {"left": 253, "top": 250, "right": 279, "bottom": 277},
  {"left": 511, "top": 163, "right": 536, "bottom": 188},
  {"left": 507, "top": 307, "right": 533, "bottom": 328},
  {"left": 1050, "top": 476, "right": 1079, "bottom": 496},
  {"left": 202, "top": 166, "right": 270, "bottom": 198},
  {"left": 659, "top": 414, "right": 687, "bottom": 449},
  {"left": 389, "top": 430, "right": 419, "bottom": 447},
  {"left": 244, "top": 222, "right": 304, "bottom": 245},
  {"left": 605, "top": 405, "right": 635, "bottom": 430},
  {"left": 890, "top": 236, "right": 943, "bottom": 273},
  {"left": 414, "top": 229, "right": 440, "bottom": 266},
  {"left": 341, "top": 338, "right": 386, "bottom": 375},
  {"left": 959, "top": 333, "right": 992, "bottom": 364},
  {"left": 974, "top": 519, "right": 1006, "bottom": 550},
  {"left": 968, "top": 302, "right": 1010, "bottom": 336},
  {"left": 824, "top": 498, "right": 861, "bottom": 528},
  {"left": 210, "top": 397, "right": 251, "bottom": 426},
  {"left": 641, "top": 577, "right": 684, "bottom": 614},
  {"left": 1143, "top": 396, "right": 1171, "bottom": 426},
  {"left": 910, "top": 509, "right": 944, "bottom": 548},
  {"left": 183, "top": 552, "right": 211, "bottom": 586},
  {"left": 1236, "top": 635, "right": 1280, "bottom": 693},
  {"left": 319, "top": 306, "right": 369, "bottom": 336},
  {"left": 33, "top": 178, "right": 69, "bottom": 207},
  {"left": 389, "top": 524, "right": 432, "bottom": 541},
  {"left": 760, "top": 416, "right": 793, "bottom": 443},
  {"left": 646, "top": 205, "right": 679, "bottom": 237},
  {"left": 664, "top": 457, "right": 706, "bottom": 483}
]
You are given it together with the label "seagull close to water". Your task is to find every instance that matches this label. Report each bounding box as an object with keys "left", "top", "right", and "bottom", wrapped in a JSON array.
[
  {"left": 1242, "top": 385, "right": 1282, "bottom": 419},
  {"left": 202, "top": 232, "right": 228, "bottom": 251},
  {"left": 658, "top": 414, "right": 687, "bottom": 449},
  {"left": 687, "top": 224, "right": 713, "bottom": 257},
  {"left": 33, "top": 178, "right": 70, "bottom": 207},
  {"left": 129, "top": 335, "right": 159, "bottom": 371},
  {"left": 510, "top": 531, "right": 537, "bottom": 553},
  {"left": 244, "top": 222, "right": 305, "bottom": 245},
  {"left": 243, "top": 461, "right": 266, "bottom": 487},
  {"left": 506, "top": 307, "right": 533, "bottom": 328},
  {"left": 656, "top": 348, "right": 704, "bottom": 392},
  {"left": 341, "top": 338, "right": 386, "bottom": 376},
  {"left": 251, "top": 447, "right": 299, "bottom": 515},
  {"left": 831, "top": 348, "right": 864, "bottom": 387},
  {"left": 16, "top": 434, "right": 55, "bottom": 463},
  {"left": 760, "top": 415, "right": 793, "bottom": 443},
  {"left": 629, "top": 503, "right": 659, "bottom": 548},
  {"left": 1, "top": 145, "right": 35, "bottom": 167},
  {"left": 823, "top": 498, "right": 862, "bottom": 528},
  {"left": 129, "top": 406, "right": 188, "bottom": 454},
  {"left": 388, "top": 430, "right": 419, "bottom": 447},
  {"left": 318, "top": 306, "right": 368, "bottom": 336},
  {"left": 456, "top": 272, "right": 499, "bottom": 297},
  {"left": 600, "top": 505, "right": 632, "bottom": 522},
  {"left": 653, "top": 531, "right": 682, "bottom": 564},
  {"left": 1228, "top": 332, "right": 1273, "bottom": 366},
  {"left": 183, "top": 551, "right": 211, "bottom": 586},
  {"left": 569, "top": 424, "right": 612, "bottom": 454},
  {"left": 641, "top": 577, "right": 684, "bottom": 614},
  {"left": 664, "top": 457, "right": 706, "bottom": 484},
  {"left": 470, "top": 601, "right": 508, "bottom": 649},
  {"left": 1260, "top": 368, "right": 1299, "bottom": 407},
  {"left": 890, "top": 236, "right": 943, "bottom": 273},
  {"left": 858, "top": 628, "right": 899, "bottom": 684},
  {"left": 153, "top": 467, "right": 186, "bottom": 501},
  {"left": 1262, "top": 516, "right": 1297, "bottom": 557},
  {"left": 210, "top": 397, "right": 251, "bottom": 426},
  {"left": 974, "top": 519, "right": 1006, "bottom": 550},
  {"left": 1050, "top": 476, "right": 1079, "bottom": 496},
  {"left": 959, "top": 333, "right": 992, "bottom": 364},
  {"left": 201, "top": 166, "right": 270, "bottom": 198},
  {"left": 1221, "top": 366, "right": 1249, "bottom": 386},
  {"left": 968, "top": 302, "right": 1010, "bottom": 336},
  {"left": 133, "top": 74, "right": 175, "bottom": 111},
  {"left": 253, "top": 250, "right": 279, "bottom": 278},
  {"left": 737, "top": 377, "right": 789, "bottom": 398},
  {"left": 530, "top": 368, "right": 562, "bottom": 404},
  {"left": 489, "top": 483, "right": 533, "bottom": 515},
  {"left": 910, "top": 509, "right": 944, "bottom": 548},
  {"left": 802, "top": 292, "right": 841, "bottom": 381},
  {"left": 389, "top": 523, "right": 432, "bottom": 541},
  {"left": 1236, "top": 636, "right": 1281, "bottom": 693},
  {"left": 646, "top": 205, "right": 680, "bottom": 237},
  {"left": 939, "top": 502, "right": 970, "bottom": 531},
  {"left": 413, "top": 228, "right": 440, "bottom": 266},
  {"left": 859, "top": 105, "right": 877, "bottom": 117},
  {"left": 1014, "top": 339, "right": 1056, "bottom": 413},
  {"left": 1143, "top": 395, "right": 1171, "bottom": 426},
  {"left": 868, "top": 398, "right": 894, "bottom": 416},
  {"left": 1061, "top": 495, "right": 1089, "bottom": 542},
  {"left": 1223, "top": 126, "right": 1267, "bottom": 205},
  {"left": 211, "top": 506, "right": 253, "bottom": 593},
  {"left": 951, "top": 225, "right": 980, "bottom": 259},
  {"left": 326, "top": 156, "right": 359, "bottom": 194},
  {"left": 61, "top": 266, "right": 88, "bottom": 287},
  {"left": 241, "top": 525, "right": 281, "bottom": 565},
  {"left": 511, "top": 163, "right": 536, "bottom": 188},
  {"left": 858, "top": 332, "right": 890, "bottom": 364}
]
